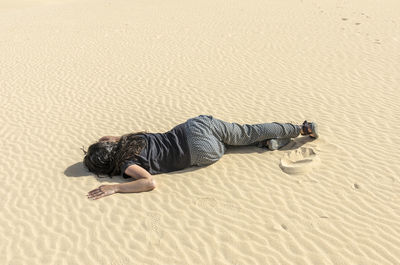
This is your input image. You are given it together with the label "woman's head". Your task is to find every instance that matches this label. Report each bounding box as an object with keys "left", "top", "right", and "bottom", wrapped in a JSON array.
[
  {"left": 83, "top": 141, "right": 118, "bottom": 176},
  {"left": 83, "top": 132, "right": 147, "bottom": 177}
]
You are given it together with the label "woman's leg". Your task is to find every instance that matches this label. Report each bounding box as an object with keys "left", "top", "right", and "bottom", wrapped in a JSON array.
[
  {"left": 185, "top": 115, "right": 302, "bottom": 166},
  {"left": 209, "top": 116, "right": 301, "bottom": 146}
]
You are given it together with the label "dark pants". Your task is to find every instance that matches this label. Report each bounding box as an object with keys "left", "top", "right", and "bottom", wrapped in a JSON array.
[{"left": 185, "top": 115, "right": 300, "bottom": 166}]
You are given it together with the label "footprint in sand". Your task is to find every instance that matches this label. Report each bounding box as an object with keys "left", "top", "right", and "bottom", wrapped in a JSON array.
[{"left": 279, "top": 147, "right": 320, "bottom": 174}]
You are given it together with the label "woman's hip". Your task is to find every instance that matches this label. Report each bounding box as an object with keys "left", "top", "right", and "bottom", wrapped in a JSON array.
[{"left": 184, "top": 115, "right": 225, "bottom": 166}]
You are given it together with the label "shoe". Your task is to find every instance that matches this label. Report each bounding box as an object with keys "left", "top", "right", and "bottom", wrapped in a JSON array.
[
  {"left": 302, "top": 121, "right": 319, "bottom": 139},
  {"left": 267, "top": 138, "right": 291, "bottom": 150}
]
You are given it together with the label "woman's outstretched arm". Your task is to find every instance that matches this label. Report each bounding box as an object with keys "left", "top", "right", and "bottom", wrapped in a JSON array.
[
  {"left": 116, "top": 165, "right": 156, "bottom": 193},
  {"left": 87, "top": 165, "right": 156, "bottom": 200}
]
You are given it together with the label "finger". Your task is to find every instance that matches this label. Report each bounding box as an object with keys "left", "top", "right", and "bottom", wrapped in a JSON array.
[
  {"left": 92, "top": 190, "right": 115, "bottom": 200},
  {"left": 92, "top": 193, "right": 106, "bottom": 200},
  {"left": 88, "top": 191, "right": 103, "bottom": 198},
  {"left": 88, "top": 188, "right": 100, "bottom": 194},
  {"left": 88, "top": 190, "right": 103, "bottom": 197},
  {"left": 88, "top": 186, "right": 106, "bottom": 196},
  {"left": 88, "top": 188, "right": 102, "bottom": 195},
  {"left": 88, "top": 191, "right": 101, "bottom": 198}
]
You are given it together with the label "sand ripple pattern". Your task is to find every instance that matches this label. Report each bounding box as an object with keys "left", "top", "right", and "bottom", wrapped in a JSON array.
[{"left": 1, "top": 0, "right": 400, "bottom": 264}]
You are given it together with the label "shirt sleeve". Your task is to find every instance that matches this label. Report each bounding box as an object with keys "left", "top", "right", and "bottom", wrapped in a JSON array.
[{"left": 120, "top": 160, "right": 139, "bottom": 178}]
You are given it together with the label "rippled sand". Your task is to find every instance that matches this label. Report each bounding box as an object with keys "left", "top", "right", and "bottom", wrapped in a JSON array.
[{"left": 1, "top": 0, "right": 399, "bottom": 264}]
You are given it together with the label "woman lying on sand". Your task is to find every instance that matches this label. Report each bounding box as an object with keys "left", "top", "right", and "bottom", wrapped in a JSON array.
[{"left": 84, "top": 115, "right": 318, "bottom": 200}]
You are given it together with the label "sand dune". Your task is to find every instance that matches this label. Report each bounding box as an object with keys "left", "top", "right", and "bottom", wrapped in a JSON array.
[{"left": 1, "top": 0, "right": 400, "bottom": 264}]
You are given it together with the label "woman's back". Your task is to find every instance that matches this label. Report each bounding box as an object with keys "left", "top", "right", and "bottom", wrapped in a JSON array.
[{"left": 121, "top": 122, "right": 191, "bottom": 175}]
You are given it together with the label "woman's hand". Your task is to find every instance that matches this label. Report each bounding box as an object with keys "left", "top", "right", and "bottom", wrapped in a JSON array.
[
  {"left": 98, "top": 136, "right": 120, "bottom": 142},
  {"left": 98, "top": 136, "right": 110, "bottom": 141},
  {"left": 87, "top": 185, "right": 118, "bottom": 200}
]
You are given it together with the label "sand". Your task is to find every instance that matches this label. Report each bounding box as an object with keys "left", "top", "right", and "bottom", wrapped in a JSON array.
[{"left": 1, "top": 0, "right": 399, "bottom": 264}]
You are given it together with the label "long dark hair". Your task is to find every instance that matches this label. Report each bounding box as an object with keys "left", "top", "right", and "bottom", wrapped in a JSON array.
[{"left": 83, "top": 132, "right": 147, "bottom": 177}]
